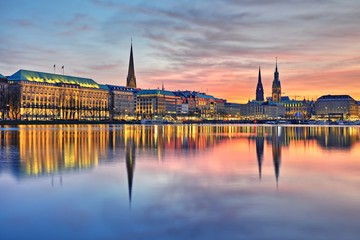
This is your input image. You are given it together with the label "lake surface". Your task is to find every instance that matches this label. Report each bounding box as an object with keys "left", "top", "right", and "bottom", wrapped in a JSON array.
[{"left": 1, "top": 124, "right": 360, "bottom": 240}]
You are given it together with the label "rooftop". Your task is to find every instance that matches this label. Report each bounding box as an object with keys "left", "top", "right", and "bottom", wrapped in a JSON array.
[
  {"left": 317, "top": 94, "right": 355, "bottom": 101},
  {"left": 107, "top": 85, "right": 138, "bottom": 92},
  {"left": 7, "top": 69, "right": 100, "bottom": 89},
  {"left": 137, "top": 89, "right": 175, "bottom": 96}
]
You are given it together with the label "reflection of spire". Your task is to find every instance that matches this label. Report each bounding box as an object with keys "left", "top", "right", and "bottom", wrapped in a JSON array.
[
  {"left": 126, "top": 140, "right": 136, "bottom": 208},
  {"left": 255, "top": 135, "right": 264, "bottom": 181},
  {"left": 272, "top": 127, "right": 282, "bottom": 190}
]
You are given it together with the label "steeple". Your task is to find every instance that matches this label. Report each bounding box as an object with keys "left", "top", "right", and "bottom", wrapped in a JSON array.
[
  {"left": 272, "top": 58, "right": 281, "bottom": 102},
  {"left": 256, "top": 66, "right": 264, "bottom": 101},
  {"left": 126, "top": 41, "right": 137, "bottom": 88}
]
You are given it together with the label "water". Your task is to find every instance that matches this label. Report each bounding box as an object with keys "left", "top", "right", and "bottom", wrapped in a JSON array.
[{"left": 0, "top": 124, "right": 360, "bottom": 240}]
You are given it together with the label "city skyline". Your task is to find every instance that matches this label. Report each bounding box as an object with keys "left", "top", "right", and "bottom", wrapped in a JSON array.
[{"left": 1, "top": 0, "right": 359, "bottom": 103}]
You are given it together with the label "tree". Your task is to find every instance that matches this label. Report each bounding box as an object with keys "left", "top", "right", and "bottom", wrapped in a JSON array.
[
  {"left": 0, "top": 85, "right": 9, "bottom": 120},
  {"left": 8, "top": 86, "right": 21, "bottom": 120}
]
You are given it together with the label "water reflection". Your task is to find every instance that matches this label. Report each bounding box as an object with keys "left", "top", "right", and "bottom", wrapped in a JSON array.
[
  {"left": 1, "top": 124, "right": 360, "bottom": 240},
  {"left": 1, "top": 125, "right": 360, "bottom": 179},
  {"left": 126, "top": 137, "right": 136, "bottom": 207}
]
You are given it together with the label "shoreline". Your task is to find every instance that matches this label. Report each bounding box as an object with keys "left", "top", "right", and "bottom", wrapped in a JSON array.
[{"left": 0, "top": 119, "right": 359, "bottom": 126}]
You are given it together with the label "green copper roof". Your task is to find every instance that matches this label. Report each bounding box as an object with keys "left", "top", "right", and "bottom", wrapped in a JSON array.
[
  {"left": 98, "top": 84, "right": 110, "bottom": 91},
  {"left": 137, "top": 89, "right": 175, "bottom": 96},
  {"left": 0, "top": 73, "right": 5, "bottom": 79},
  {"left": 8, "top": 69, "right": 100, "bottom": 89}
]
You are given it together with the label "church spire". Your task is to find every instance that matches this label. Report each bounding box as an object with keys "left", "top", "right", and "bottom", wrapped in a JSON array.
[
  {"left": 256, "top": 66, "right": 264, "bottom": 101},
  {"left": 126, "top": 41, "right": 137, "bottom": 88}
]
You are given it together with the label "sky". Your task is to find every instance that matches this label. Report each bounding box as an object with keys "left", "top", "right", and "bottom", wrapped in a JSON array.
[{"left": 0, "top": 0, "right": 359, "bottom": 103}]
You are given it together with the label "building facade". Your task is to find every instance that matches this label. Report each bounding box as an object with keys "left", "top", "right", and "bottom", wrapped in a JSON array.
[
  {"left": 136, "top": 89, "right": 181, "bottom": 119},
  {"left": 107, "top": 85, "right": 137, "bottom": 120},
  {"left": 315, "top": 95, "right": 359, "bottom": 120},
  {"left": 6, "top": 70, "right": 109, "bottom": 120}
]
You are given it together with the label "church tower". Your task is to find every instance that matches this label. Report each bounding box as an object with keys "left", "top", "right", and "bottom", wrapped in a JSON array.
[
  {"left": 126, "top": 42, "right": 137, "bottom": 88},
  {"left": 256, "top": 67, "right": 264, "bottom": 101},
  {"left": 271, "top": 58, "right": 281, "bottom": 102}
]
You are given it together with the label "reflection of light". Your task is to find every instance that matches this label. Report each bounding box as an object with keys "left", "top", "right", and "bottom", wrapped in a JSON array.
[{"left": 277, "top": 126, "right": 282, "bottom": 137}]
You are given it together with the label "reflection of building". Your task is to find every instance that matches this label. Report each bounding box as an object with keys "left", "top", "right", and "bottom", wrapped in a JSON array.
[
  {"left": 315, "top": 95, "right": 359, "bottom": 120},
  {"left": 255, "top": 135, "right": 264, "bottom": 180},
  {"left": 126, "top": 139, "right": 136, "bottom": 207},
  {"left": 16, "top": 125, "right": 110, "bottom": 176},
  {"left": 272, "top": 127, "right": 282, "bottom": 189},
  {"left": 6, "top": 70, "right": 109, "bottom": 120},
  {"left": 316, "top": 127, "right": 358, "bottom": 149}
]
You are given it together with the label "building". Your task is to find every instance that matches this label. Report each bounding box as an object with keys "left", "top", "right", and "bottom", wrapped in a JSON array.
[
  {"left": 272, "top": 59, "right": 281, "bottom": 103},
  {"left": 240, "top": 101, "right": 264, "bottom": 119},
  {"left": 263, "top": 102, "right": 285, "bottom": 119},
  {"left": 173, "top": 91, "right": 217, "bottom": 119},
  {"left": 256, "top": 67, "right": 264, "bottom": 102},
  {"left": 224, "top": 102, "right": 242, "bottom": 119},
  {"left": 6, "top": 69, "right": 109, "bottom": 120},
  {"left": 136, "top": 89, "right": 181, "bottom": 119},
  {"left": 107, "top": 85, "right": 137, "bottom": 120},
  {"left": 281, "top": 97, "right": 310, "bottom": 119},
  {"left": 315, "top": 95, "right": 359, "bottom": 120},
  {"left": 126, "top": 43, "right": 137, "bottom": 88}
]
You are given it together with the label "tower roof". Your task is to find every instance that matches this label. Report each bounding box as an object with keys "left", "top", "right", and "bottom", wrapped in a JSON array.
[
  {"left": 126, "top": 42, "right": 137, "bottom": 88},
  {"left": 256, "top": 66, "right": 264, "bottom": 101},
  {"left": 272, "top": 58, "right": 281, "bottom": 88}
]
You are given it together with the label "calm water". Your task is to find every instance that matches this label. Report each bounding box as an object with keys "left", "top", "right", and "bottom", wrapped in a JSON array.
[{"left": 1, "top": 124, "right": 360, "bottom": 240}]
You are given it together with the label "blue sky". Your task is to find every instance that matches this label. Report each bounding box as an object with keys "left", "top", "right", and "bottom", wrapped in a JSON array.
[{"left": 1, "top": 0, "right": 360, "bottom": 102}]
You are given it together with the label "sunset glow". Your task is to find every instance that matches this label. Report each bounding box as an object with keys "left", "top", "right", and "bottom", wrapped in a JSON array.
[{"left": 1, "top": 0, "right": 359, "bottom": 103}]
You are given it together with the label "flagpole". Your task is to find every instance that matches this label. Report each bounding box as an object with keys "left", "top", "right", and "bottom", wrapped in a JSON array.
[
  {"left": 62, "top": 66, "right": 64, "bottom": 75},
  {"left": 54, "top": 64, "right": 56, "bottom": 74}
]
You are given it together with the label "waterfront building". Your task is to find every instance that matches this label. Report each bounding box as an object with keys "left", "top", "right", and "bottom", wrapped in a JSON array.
[
  {"left": 240, "top": 101, "right": 264, "bottom": 119},
  {"left": 6, "top": 69, "right": 109, "bottom": 120},
  {"left": 215, "top": 98, "right": 226, "bottom": 119},
  {"left": 263, "top": 102, "right": 285, "bottom": 119},
  {"left": 174, "top": 91, "right": 217, "bottom": 119},
  {"left": 107, "top": 85, "right": 137, "bottom": 120},
  {"left": 224, "top": 102, "right": 242, "bottom": 119},
  {"left": 195, "top": 92, "right": 216, "bottom": 119},
  {"left": 136, "top": 89, "right": 181, "bottom": 119},
  {"left": 126, "top": 43, "right": 137, "bottom": 88},
  {"left": 281, "top": 97, "right": 310, "bottom": 119},
  {"left": 256, "top": 67, "right": 264, "bottom": 102},
  {"left": 271, "top": 59, "right": 282, "bottom": 103},
  {"left": 315, "top": 94, "right": 359, "bottom": 120}
]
